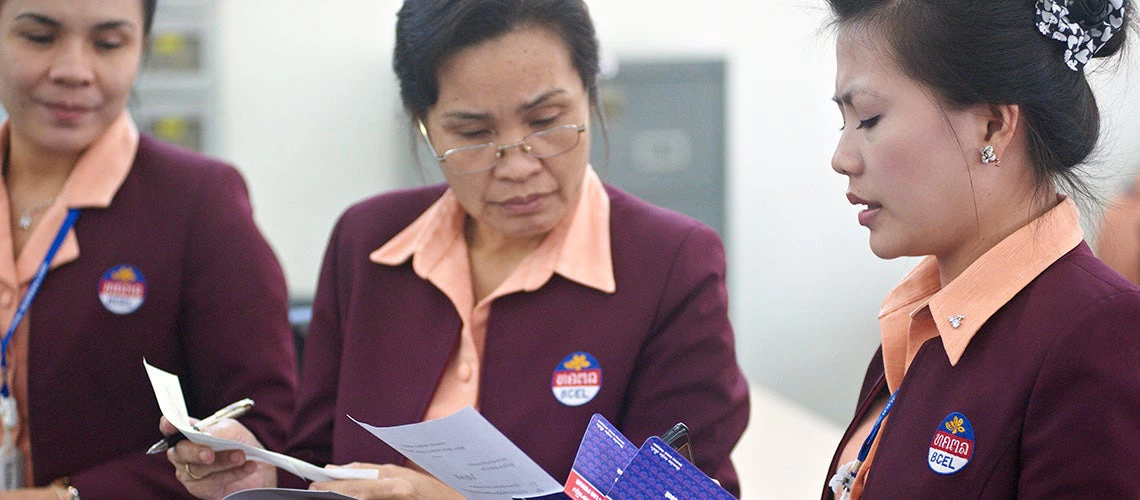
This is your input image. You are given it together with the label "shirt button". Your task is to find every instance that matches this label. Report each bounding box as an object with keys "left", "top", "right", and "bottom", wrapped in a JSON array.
[{"left": 458, "top": 362, "right": 473, "bottom": 382}]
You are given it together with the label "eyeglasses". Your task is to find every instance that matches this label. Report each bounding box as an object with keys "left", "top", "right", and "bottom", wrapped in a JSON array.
[{"left": 418, "top": 118, "right": 587, "bottom": 175}]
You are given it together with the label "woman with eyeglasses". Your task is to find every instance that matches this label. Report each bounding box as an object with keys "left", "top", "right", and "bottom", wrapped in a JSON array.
[
  {"left": 163, "top": 0, "right": 749, "bottom": 498},
  {"left": 822, "top": 0, "right": 1138, "bottom": 498},
  {"left": 0, "top": 0, "right": 296, "bottom": 498}
]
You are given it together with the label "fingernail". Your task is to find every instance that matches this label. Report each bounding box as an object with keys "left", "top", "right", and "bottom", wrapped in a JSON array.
[{"left": 199, "top": 450, "right": 210, "bottom": 462}]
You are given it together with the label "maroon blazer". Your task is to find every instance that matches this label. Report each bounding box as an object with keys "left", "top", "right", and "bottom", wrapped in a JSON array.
[
  {"left": 285, "top": 184, "right": 750, "bottom": 496},
  {"left": 29, "top": 136, "right": 296, "bottom": 497},
  {"left": 822, "top": 242, "right": 1140, "bottom": 499}
]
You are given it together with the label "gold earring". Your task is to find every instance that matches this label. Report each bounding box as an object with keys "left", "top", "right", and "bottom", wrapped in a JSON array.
[{"left": 980, "top": 145, "right": 1000, "bottom": 166}]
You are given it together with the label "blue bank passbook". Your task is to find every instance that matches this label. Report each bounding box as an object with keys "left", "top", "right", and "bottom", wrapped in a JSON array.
[{"left": 561, "top": 414, "right": 735, "bottom": 500}]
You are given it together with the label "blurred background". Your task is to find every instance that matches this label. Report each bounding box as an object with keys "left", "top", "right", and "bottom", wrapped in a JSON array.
[{"left": 120, "top": 0, "right": 1140, "bottom": 496}]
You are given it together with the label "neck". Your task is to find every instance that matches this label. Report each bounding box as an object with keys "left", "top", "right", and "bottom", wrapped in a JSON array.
[
  {"left": 465, "top": 218, "right": 545, "bottom": 260},
  {"left": 5, "top": 130, "right": 78, "bottom": 203},
  {"left": 936, "top": 189, "right": 1057, "bottom": 287}
]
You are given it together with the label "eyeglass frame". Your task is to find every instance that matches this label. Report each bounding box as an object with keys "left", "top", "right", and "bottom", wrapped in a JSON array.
[{"left": 417, "top": 118, "right": 587, "bottom": 175}]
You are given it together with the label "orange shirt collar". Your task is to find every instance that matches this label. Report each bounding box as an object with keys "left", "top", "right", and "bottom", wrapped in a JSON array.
[
  {"left": 370, "top": 165, "right": 616, "bottom": 294},
  {"left": 0, "top": 111, "right": 137, "bottom": 209},
  {"left": 57, "top": 111, "right": 139, "bottom": 209},
  {"left": 878, "top": 197, "right": 1084, "bottom": 391},
  {"left": 0, "top": 111, "right": 138, "bottom": 286}
]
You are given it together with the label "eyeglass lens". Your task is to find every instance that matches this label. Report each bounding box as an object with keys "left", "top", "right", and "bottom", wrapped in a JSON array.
[{"left": 444, "top": 125, "right": 582, "bottom": 173}]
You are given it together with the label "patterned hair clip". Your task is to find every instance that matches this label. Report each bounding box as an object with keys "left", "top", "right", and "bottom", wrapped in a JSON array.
[{"left": 1036, "top": 0, "right": 1127, "bottom": 71}]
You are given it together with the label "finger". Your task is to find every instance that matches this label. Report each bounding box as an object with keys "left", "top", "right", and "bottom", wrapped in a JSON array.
[
  {"left": 158, "top": 416, "right": 178, "bottom": 436},
  {"left": 176, "top": 450, "right": 250, "bottom": 479},
  {"left": 167, "top": 440, "right": 217, "bottom": 466},
  {"left": 179, "top": 457, "right": 258, "bottom": 485}
]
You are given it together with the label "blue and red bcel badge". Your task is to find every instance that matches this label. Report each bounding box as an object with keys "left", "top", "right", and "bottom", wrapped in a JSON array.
[
  {"left": 551, "top": 352, "right": 602, "bottom": 407},
  {"left": 929, "top": 412, "right": 975, "bottom": 475},
  {"left": 98, "top": 265, "right": 147, "bottom": 315}
]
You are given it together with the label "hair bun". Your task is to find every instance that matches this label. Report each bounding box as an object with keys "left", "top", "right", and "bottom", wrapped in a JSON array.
[{"left": 1067, "top": 0, "right": 1114, "bottom": 26}]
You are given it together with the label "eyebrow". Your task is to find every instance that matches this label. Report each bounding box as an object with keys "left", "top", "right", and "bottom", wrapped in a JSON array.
[
  {"left": 832, "top": 86, "right": 881, "bottom": 106},
  {"left": 15, "top": 12, "right": 137, "bottom": 32},
  {"left": 440, "top": 89, "right": 570, "bottom": 121},
  {"left": 518, "top": 89, "right": 567, "bottom": 112},
  {"left": 14, "top": 12, "right": 60, "bottom": 27}
]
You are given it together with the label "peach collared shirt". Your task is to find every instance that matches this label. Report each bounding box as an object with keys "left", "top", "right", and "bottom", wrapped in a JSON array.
[
  {"left": 0, "top": 112, "right": 138, "bottom": 484},
  {"left": 370, "top": 166, "right": 615, "bottom": 422},
  {"left": 849, "top": 197, "right": 1084, "bottom": 499}
]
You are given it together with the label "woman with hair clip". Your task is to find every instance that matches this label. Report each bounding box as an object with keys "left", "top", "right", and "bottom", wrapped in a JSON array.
[
  {"left": 0, "top": 0, "right": 297, "bottom": 498},
  {"left": 821, "top": 0, "right": 1139, "bottom": 498},
  {"left": 163, "top": 0, "right": 749, "bottom": 498}
]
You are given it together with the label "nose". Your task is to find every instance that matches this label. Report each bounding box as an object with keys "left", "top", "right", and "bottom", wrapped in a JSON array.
[
  {"left": 831, "top": 131, "right": 862, "bottom": 177},
  {"left": 47, "top": 40, "right": 95, "bottom": 87},
  {"left": 493, "top": 140, "right": 542, "bottom": 181}
]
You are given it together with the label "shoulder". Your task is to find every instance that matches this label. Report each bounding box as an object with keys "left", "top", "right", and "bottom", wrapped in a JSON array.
[
  {"left": 603, "top": 185, "right": 727, "bottom": 310},
  {"left": 134, "top": 134, "right": 236, "bottom": 176},
  {"left": 328, "top": 184, "right": 448, "bottom": 252},
  {"left": 1033, "top": 242, "right": 1140, "bottom": 311},
  {"left": 130, "top": 134, "right": 248, "bottom": 194},
  {"left": 1017, "top": 242, "right": 1140, "bottom": 350},
  {"left": 605, "top": 184, "right": 722, "bottom": 252},
  {"left": 604, "top": 184, "right": 725, "bottom": 274}
]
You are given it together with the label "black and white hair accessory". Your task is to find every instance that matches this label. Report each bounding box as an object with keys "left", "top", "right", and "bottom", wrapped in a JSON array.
[{"left": 1036, "top": 0, "right": 1127, "bottom": 71}]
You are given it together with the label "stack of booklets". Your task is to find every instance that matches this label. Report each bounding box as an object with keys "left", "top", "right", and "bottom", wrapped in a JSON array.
[{"left": 559, "top": 414, "right": 734, "bottom": 500}]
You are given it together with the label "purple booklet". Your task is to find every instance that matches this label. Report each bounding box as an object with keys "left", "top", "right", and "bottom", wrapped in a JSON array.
[{"left": 563, "top": 414, "right": 735, "bottom": 500}]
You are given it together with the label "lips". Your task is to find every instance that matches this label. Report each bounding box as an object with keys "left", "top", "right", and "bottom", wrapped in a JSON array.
[
  {"left": 847, "top": 192, "right": 882, "bottom": 227},
  {"left": 497, "top": 192, "right": 550, "bottom": 215},
  {"left": 40, "top": 100, "right": 94, "bottom": 122}
]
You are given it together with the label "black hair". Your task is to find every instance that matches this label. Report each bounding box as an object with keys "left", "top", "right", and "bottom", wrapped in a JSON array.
[
  {"left": 142, "top": 0, "right": 157, "bottom": 37},
  {"left": 827, "top": 0, "right": 1133, "bottom": 203},
  {"left": 393, "top": 0, "right": 600, "bottom": 118}
]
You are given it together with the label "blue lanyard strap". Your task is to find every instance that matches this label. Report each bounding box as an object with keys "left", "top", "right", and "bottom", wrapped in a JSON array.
[
  {"left": 857, "top": 389, "right": 898, "bottom": 463},
  {"left": 0, "top": 208, "right": 81, "bottom": 398}
]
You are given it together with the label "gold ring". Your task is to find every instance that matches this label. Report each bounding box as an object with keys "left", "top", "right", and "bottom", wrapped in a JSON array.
[{"left": 185, "top": 463, "right": 204, "bottom": 481}]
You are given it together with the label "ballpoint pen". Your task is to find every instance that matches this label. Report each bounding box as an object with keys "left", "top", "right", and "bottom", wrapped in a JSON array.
[{"left": 146, "top": 398, "right": 255, "bottom": 455}]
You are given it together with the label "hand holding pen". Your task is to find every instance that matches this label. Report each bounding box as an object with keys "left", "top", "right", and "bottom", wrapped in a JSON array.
[{"left": 147, "top": 398, "right": 255, "bottom": 455}]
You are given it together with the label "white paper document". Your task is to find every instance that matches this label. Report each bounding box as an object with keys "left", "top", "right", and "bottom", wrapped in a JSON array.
[
  {"left": 351, "top": 407, "right": 563, "bottom": 499},
  {"left": 144, "top": 360, "right": 377, "bottom": 483}
]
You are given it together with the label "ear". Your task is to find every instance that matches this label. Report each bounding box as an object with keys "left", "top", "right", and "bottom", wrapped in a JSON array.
[{"left": 981, "top": 103, "right": 1020, "bottom": 155}]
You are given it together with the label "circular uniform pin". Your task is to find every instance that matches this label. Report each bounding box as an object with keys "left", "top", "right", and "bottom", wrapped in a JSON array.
[
  {"left": 551, "top": 352, "right": 602, "bottom": 407},
  {"left": 929, "top": 412, "right": 975, "bottom": 475},
  {"left": 98, "top": 265, "right": 147, "bottom": 315}
]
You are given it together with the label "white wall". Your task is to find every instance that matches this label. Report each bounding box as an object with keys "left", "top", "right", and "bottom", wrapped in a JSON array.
[
  {"left": 213, "top": 0, "right": 1140, "bottom": 424},
  {"left": 216, "top": 0, "right": 406, "bottom": 298}
]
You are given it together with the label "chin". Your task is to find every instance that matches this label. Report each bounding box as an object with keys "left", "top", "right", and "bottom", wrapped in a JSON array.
[
  {"left": 33, "top": 128, "right": 102, "bottom": 155},
  {"left": 868, "top": 235, "right": 908, "bottom": 260},
  {"left": 496, "top": 211, "right": 564, "bottom": 239},
  {"left": 502, "top": 222, "right": 556, "bottom": 240}
]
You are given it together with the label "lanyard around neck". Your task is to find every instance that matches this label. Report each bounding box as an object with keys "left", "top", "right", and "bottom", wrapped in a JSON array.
[
  {"left": 0, "top": 208, "right": 81, "bottom": 398},
  {"left": 843, "top": 388, "right": 899, "bottom": 492}
]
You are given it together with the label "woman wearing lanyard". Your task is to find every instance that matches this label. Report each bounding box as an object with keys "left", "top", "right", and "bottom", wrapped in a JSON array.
[
  {"left": 0, "top": 0, "right": 296, "bottom": 498},
  {"left": 164, "top": 0, "right": 750, "bottom": 498},
  {"left": 822, "top": 0, "right": 1139, "bottom": 498}
]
